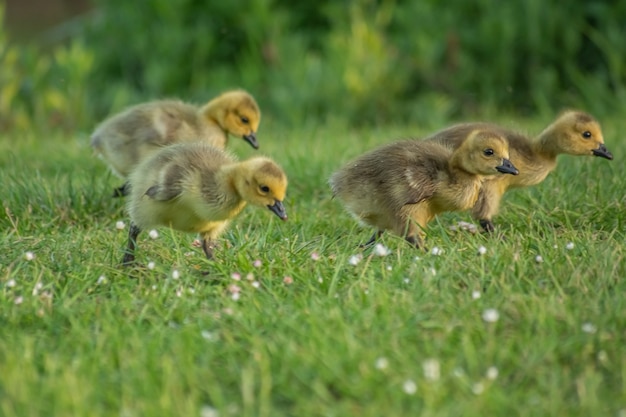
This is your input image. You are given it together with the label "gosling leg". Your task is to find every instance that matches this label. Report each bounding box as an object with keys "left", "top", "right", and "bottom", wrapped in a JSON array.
[
  {"left": 122, "top": 223, "right": 141, "bottom": 265},
  {"left": 360, "top": 230, "right": 383, "bottom": 248},
  {"left": 112, "top": 182, "right": 130, "bottom": 198},
  {"left": 479, "top": 219, "right": 496, "bottom": 234},
  {"left": 405, "top": 235, "right": 426, "bottom": 250},
  {"left": 201, "top": 238, "right": 217, "bottom": 260}
]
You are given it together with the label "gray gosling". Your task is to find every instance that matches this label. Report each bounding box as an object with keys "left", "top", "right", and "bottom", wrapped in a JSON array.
[
  {"left": 426, "top": 110, "right": 613, "bottom": 232},
  {"left": 91, "top": 90, "right": 261, "bottom": 197},
  {"left": 329, "top": 130, "right": 518, "bottom": 249},
  {"left": 122, "top": 142, "right": 287, "bottom": 265}
]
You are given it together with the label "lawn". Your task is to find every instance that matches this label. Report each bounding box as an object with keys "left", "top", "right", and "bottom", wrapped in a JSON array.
[{"left": 1, "top": 114, "right": 625, "bottom": 417}]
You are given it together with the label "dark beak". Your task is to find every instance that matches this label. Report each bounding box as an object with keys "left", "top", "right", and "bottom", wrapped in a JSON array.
[
  {"left": 243, "top": 133, "right": 259, "bottom": 149},
  {"left": 496, "top": 158, "right": 519, "bottom": 175},
  {"left": 592, "top": 143, "right": 613, "bottom": 160},
  {"left": 267, "top": 200, "right": 287, "bottom": 220}
]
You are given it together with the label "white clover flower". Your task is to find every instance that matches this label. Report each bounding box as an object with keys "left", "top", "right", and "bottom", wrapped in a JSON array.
[
  {"left": 477, "top": 246, "right": 487, "bottom": 256},
  {"left": 375, "top": 357, "right": 389, "bottom": 370},
  {"left": 566, "top": 242, "right": 575, "bottom": 250},
  {"left": 246, "top": 273, "right": 254, "bottom": 281},
  {"left": 97, "top": 275, "right": 107, "bottom": 285},
  {"left": 310, "top": 252, "right": 320, "bottom": 261},
  {"left": 24, "top": 251, "right": 35, "bottom": 261},
  {"left": 403, "top": 278, "right": 410, "bottom": 284},
  {"left": 283, "top": 276, "right": 293, "bottom": 285},
  {"left": 231, "top": 292, "right": 240, "bottom": 301},
  {"left": 200, "top": 405, "right": 219, "bottom": 417},
  {"left": 429, "top": 267, "right": 437, "bottom": 276},
  {"left": 252, "top": 259, "right": 262, "bottom": 268},
  {"left": 423, "top": 358, "right": 441, "bottom": 381},
  {"left": 386, "top": 265, "right": 392, "bottom": 271},
  {"left": 251, "top": 281, "right": 260, "bottom": 289},
  {"left": 535, "top": 255, "right": 543, "bottom": 263},
  {"left": 581, "top": 322, "right": 597, "bottom": 334},
  {"left": 147, "top": 261, "right": 156, "bottom": 270},
  {"left": 471, "top": 290, "right": 481, "bottom": 300},
  {"left": 148, "top": 229, "right": 159, "bottom": 239},
  {"left": 373, "top": 243, "right": 391, "bottom": 257},
  {"left": 201, "top": 331, "right": 216, "bottom": 341},
  {"left": 6, "top": 279, "right": 16, "bottom": 288},
  {"left": 32, "top": 282, "right": 43, "bottom": 296},
  {"left": 348, "top": 254, "right": 363, "bottom": 266},
  {"left": 175, "top": 288, "right": 183, "bottom": 297},
  {"left": 403, "top": 379, "right": 417, "bottom": 395},
  {"left": 430, "top": 246, "right": 442, "bottom": 256},
  {"left": 115, "top": 221, "right": 126, "bottom": 230},
  {"left": 231, "top": 272, "right": 241, "bottom": 281},
  {"left": 14, "top": 296, "right": 24, "bottom": 305},
  {"left": 318, "top": 277, "right": 323, "bottom": 283},
  {"left": 486, "top": 366, "right": 499, "bottom": 380},
  {"left": 482, "top": 308, "right": 500, "bottom": 323},
  {"left": 172, "top": 269, "right": 180, "bottom": 279},
  {"left": 472, "top": 382, "right": 485, "bottom": 395}
]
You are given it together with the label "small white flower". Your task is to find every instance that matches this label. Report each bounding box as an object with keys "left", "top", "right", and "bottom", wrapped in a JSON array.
[
  {"left": 310, "top": 252, "right": 320, "bottom": 261},
  {"left": 6, "top": 279, "right": 16, "bottom": 288},
  {"left": 597, "top": 350, "right": 608, "bottom": 362},
  {"left": 147, "top": 261, "right": 156, "bottom": 270},
  {"left": 148, "top": 229, "right": 159, "bottom": 239},
  {"left": 553, "top": 244, "right": 558, "bottom": 249},
  {"left": 566, "top": 242, "right": 575, "bottom": 250},
  {"left": 231, "top": 292, "right": 240, "bottom": 301},
  {"left": 172, "top": 269, "right": 180, "bottom": 279},
  {"left": 200, "top": 405, "right": 219, "bottom": 417},
  {"left": 283, "top": 276, "right": 293, "bottom": 285},
  {"left": 176, "top": 288, "right": 183, "bottom": 297},
  {"left": 403, "top": 278, "right": 410, "bottom": 284},
  {"left": 386, "top": 265, "right": 392, "bottom": 271},
  {"left": 231, "top": 272, "right": 241, "bottom": 281},
  {"left": 251, "top": 281, "right": 260, "bottom": 289},
  {"left": 403, "top": 379, "right": 417, "bottom": 395},
  {"left": 373, "top": 243, "right": 391, "bottom": 257},
  {"left": 471, "top": 290, "right": 481, "bottom": 300},
  {"left": 24, "top": 251, "right": 35, "bottom": 261},
  {"left": 472, "top": 382, "right": 485, "bottom": 395},
  {"left": 477, "top": 246, "right": 487, "bottom": 256},
  {"left": 97, "top": 275, "right": 107, "bottom": 285},
  {"left": 581, "top": 322, "right": 597, "bottom": 334},
  {"left": 375, "top": 357, "right": 389, "bottom": 370},
  {"left": 201, "top": 331, "right": 216, "bottom": 341},
  {"left": 115, "top": 221, "right": 126, "bottom": 230},
  {"left": 486, "top": 366, "right": 499, "bottom": 380},
  {"left": 228, "top": 284, "right": 241, "bottom": 294},
  {"left": 423, "top": 358, "right": 441, "bottom": 381},
  {"left": 187, "top": 287, "right": 195, "bottom": 294},
  {"left": 429, "top": 267, "right": 437, "bottom": 276},
  {"left": 252, "top": 259, "right": 262, "bottom": 268},
  {"left": 14, "top": 296, "right": 24, "bottom": 305},
  {"left": 414, "top": 256, "right": 421, "bottom": 261},
  {"left": 430, "top": 246, "right": 442, "bottom": 256},
  {"left": 348, "top": 254, "right": 363, "bottom": 266},
  {"left": 482, "top": 308, "right": 500, "bottom": 323},
  {"left": 246, "top": 273, "right": 254, "bottom": 281},
  {"left": 32, "top": 282, "right": 43, "bottom": 296},
  {"left": 535, "top": 255, "right": 543, "bottom": 263},
  {"left": 318, "top": 277, "right": 323, "bottom": 283}
]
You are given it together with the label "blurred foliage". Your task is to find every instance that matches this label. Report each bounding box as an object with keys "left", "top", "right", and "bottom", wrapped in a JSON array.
[{"left": 2, "top": 0, "right": 626, "bottom": 132}]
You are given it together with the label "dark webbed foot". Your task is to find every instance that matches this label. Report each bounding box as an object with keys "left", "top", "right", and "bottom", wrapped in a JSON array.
[
  {"left": 201, "top": 238, "right": 217, "bottom": 260},
  {"left": 112, "top": 182, "right": 130, "bottom": 198},
  {"left": 359, "top": 231, "right": 383, "bottom": 248},
  {"left": 479, "top": 219, "right": 496, "bottom": 234},
  {"left": 405, "top": 235, "right": 426, "bottom": 251}
]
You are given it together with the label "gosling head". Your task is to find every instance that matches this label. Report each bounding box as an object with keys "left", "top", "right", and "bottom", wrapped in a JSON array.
[
  {"left": 203, "top": 90, "right": 261, "bottom": 149},
  {"left": 457, "top": 130, "right": 519, "bottom": 176},
  {"left": 236, "top": 157, "right": 288, "bottom": 220},
  {"left": 550, "top": 111, "right": 613, "bottom": 160}
]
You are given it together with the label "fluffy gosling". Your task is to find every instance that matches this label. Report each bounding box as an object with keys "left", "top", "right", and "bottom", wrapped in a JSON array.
[
  {"left": 426, "top": 110, "right": 613, "bottom": 232},
  {"left": 329, "top": 130, "right": 518, "bottom": 249},
  {"left": 122, "top": 143, "right": 287, "bottom": 265},
  {"left": 91, "top": 89, "right": 261, "bottom": 196}
]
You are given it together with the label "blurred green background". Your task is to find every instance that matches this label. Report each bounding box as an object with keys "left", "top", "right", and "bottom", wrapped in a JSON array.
[{"left": 2, "top": 0, "right": 625, "bottom": 133}]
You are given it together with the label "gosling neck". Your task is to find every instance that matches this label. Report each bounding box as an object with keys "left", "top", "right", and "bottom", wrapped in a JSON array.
[
  {"left": 448, "top": 154, "right": 484, "bottom": 185},
  {"left": 533, "top": 122, "right": 562, "bottom": 160},
  {"left": 199, "top": 99, "right": 227, "bottom": 133},
  {"left": 215, "top": 163, "right": 245, "bottom": 202}
]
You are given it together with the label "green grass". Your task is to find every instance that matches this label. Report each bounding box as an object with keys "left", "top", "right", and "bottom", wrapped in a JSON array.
[{"left": 1, "top": 115, "right": 625, "bottom": 417}]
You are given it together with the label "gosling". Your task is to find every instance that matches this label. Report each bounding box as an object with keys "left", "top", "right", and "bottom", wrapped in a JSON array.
[
  {"left": 426, "top": 110, "right": 613, "bottom": 232},
  {"left": 329, "top": 130, "right": 519, "bottom": 249},
  {"left": 122, "top": 143, "right": 287, "bottom": 265},
  {"left": 91, "top": 89, "right": 261, "bottom": 197}
]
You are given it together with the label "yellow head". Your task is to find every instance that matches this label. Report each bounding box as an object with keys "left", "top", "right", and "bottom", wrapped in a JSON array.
[
  {"left": 234, "top": 157, "right": 288, "bottom": 220},
  {"left": 201, "top": 90, "right": 261, "bottom": 149},
  {"left": 454, "top": 130, "right": 519, "bottom": 176},
  {"left": 545, "top": 111, "right": 613, "bottom": 159}
]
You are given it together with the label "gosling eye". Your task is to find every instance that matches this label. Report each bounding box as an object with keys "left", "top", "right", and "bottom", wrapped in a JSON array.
[
  {"left": 483, "top": 148, "right": 494, "bottom": 156},
  {"left": 582, "top": 131, "right": 592, "bottom": 139},
  {"left": 259, "top": 185, "right": 270, "bottom": 193},
  {"left": 241, "top": 116, "right": 250, "bottom": 124}
]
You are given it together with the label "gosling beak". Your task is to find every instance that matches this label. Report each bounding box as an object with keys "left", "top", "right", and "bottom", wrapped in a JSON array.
[
  {"left": 267, "top": 200, "right": 287, "bottom": 220},
  {"left": 592, "top": 143, "right": 613, "bottom": 160},
  {"left": 243, "top": 133, "right": 259, "bottom": 149},
  {"left": 496, "top": 158, "right": 519, "bottom": 175}
]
